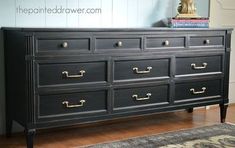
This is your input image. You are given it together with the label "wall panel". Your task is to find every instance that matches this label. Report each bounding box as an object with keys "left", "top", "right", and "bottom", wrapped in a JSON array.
[{"left": 210, "top": 0, "right": 235, "bottom": 103}]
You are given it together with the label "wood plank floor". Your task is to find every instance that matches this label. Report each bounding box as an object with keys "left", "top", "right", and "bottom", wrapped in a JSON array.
[{"left": 0, "top": 104, "right": 235, "bottom": 148}]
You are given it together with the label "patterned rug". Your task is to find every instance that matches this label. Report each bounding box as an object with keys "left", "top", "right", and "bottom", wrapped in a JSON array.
[{"left": 82, "top": 123, "right": 235, "bottom": 148}]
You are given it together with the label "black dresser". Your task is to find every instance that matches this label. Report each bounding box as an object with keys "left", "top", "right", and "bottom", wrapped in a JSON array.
[{"left": 3, "top": 28, "right": 232, "bottom": 148}]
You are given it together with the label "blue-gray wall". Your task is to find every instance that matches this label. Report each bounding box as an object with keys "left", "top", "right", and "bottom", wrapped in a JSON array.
[
  {"left": 0, "top": 0, "right": 209, "bottom": 135},
  {"left": 0, "top": 0, "right": 209, "bottom": 28}
]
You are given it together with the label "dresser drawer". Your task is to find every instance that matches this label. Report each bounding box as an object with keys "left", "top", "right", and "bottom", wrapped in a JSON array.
[
  {"left": 114, "top": 58, "right": 170, "bottom": 81},
  {"left": 146, "top": 37, "right": 185, "bottom": 49},
  {"left": 38, "top": 61, "right": 107, "bottom": 86},
  {"left": 37, "top": 90, "right": 107, "bottom": 120},
  {"left": 175, "top": 79, "right": 222, "bottom": 102},
  {"left": 95, "top": 37, "right": 141, "bottom": 51},
  {"left": 114, "top": 85, "right": 169, "bottom": 109},
  {"left": 190, "top": 36, "right": 224, "bottom": 48},
  {"left": 176, "top": 55, "right": 222, "bottom": 76},
  {"left": 36, "top": 37, "right": 90, "bottom": 52}
]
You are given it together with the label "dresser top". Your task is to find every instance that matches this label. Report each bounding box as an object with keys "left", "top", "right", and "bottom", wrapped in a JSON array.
[{"left": 1, "top": 27, "right": 233, "bottom": 32}]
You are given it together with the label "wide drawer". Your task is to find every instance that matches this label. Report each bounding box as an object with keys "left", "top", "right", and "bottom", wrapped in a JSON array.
[
  {"left": 114, "top": 85, "right": 169, "bottom": 109},
  {"left": 38, "top": 61, "right": 107, "bottom": 86},
  {"left": 175, "top": 79, "right": 222, "bottom": 102},
  {"left": 114, "top": 58, "right": 170, "bottom": 81},
  {"left": 189, "top": 36, "right": 224, "bottom": 48},
  {"left": 37, "top": 90, "right": 108, "bottom": 119},
  {"left": 95, "top": 37, "right": 141, "bottom": 51},
  {"left": 36, "top": 37, "right": 91, "bottom": 52},
  {"left": 175, "top": 55, "right": 222, "bottom": 76},
  {"left": 146, "top": 37, "right": 185, "bottom": 49}
]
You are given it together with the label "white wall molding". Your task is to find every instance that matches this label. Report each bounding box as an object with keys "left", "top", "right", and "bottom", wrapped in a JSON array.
[
  {"left": 215, "top": 0, "right": 235, "bottom": 10},
  {"left": 211, "top": 0, "right": 235, "bottom": 103},
  {"left": 222, "top": 25, "right": 235, "bottom": 27}
]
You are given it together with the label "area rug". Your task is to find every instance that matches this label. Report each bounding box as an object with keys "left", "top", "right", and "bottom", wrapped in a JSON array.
[{"left": 82, "top": 123, "right": 235, "bottom": 148}]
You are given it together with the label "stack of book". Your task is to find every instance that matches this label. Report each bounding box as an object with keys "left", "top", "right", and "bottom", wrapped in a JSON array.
[{"left": 169, "top": 18, "right": 209, "bottom": 28}]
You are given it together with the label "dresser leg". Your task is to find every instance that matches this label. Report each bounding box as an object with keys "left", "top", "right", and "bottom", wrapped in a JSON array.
[
  {"left": 186, "top": 108, "right": 194, "bottom": 113},
  {"left": 220, "top": 104, "right": 228, "bottom": 123},
  {"left": 25, "top": 129, "right": 36, "bottom": 148}
]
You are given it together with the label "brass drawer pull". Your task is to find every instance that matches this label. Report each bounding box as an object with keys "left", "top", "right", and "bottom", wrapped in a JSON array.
[
  {"left": 116, "top": 41, "right": 123, "bottom": 47},
  {"left": 133, "top": 67, "right": 152, "bottom": 74},
  {"left": 62, "top": 100, "right": 86, "bottom": 108},
  {"left": 62, "top": 70, "right": 85, "bottom": 78},
  {"left": 190, "top": 87, "right": 206, "bottom": 95},
  {"left": 164, "top": 40, "right": 170, "bottom": 46},
  {"left": 61, "top": 42, "right": 68, "bottom": 48},
  {"left": 132, "top": 93, "right": 152, "bottom": 101},
  {"left": 191, "top": 63, "right": 207, "bottom": 70},
  {"left": 204, "top": 39, "right": 210, "bottom": 45}
]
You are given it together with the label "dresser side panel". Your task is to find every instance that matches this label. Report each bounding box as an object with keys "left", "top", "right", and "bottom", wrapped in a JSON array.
[{"left": 4, "top": 31, "right": 30, "bottom": 127}]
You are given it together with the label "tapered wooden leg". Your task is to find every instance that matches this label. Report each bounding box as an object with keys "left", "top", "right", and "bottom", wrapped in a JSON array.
[
  {"left": 220, "top": 104, "right": 228, "bottom": 123},
  {"left": 6, "top": 118, "right": 12, "bottom": 137},
  {"left": 25, "top": 129, "right": 36, "bottom": 148},
  {"left": 186, "top": 108, "right": 194, "bottom": 113}
]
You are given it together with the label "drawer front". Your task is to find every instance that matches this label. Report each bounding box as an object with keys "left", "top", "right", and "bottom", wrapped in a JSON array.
[
  {"left": 114, "top": 85, "right": 169, "bottom": 109},
  {"left": 176, "top": 55, "right": 222, "bottom": 76},
  {"left": 146, "top": 37, "right": 185, "bottom": 49},
  {"left": 114, "top": 59, "right": 170, "bottom": 81},
  {"left": 36, "top": 38, "right": 90, "bottom": 52},
  {"left": 38, "top": 62, "right": 107, "bottom": 86},
  {"left": 95, "top": 38, "right": 141, "bottom": 51},
  {"left": 38, "top": 90, "right": 107, "bottom": 119},
  {"left": 190, "top": 36, "right": 224, "bottom": 48},
  {"left": 175, "top": 79, "right": 222, "bottom": 102}
]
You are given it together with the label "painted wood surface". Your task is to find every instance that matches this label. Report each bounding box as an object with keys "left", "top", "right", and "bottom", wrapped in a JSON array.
[{"left": 0, "top": 0, "right": 210, "bottom": 135}]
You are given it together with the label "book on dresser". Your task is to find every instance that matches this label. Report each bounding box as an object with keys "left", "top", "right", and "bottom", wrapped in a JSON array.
[
  {"left": 2, "top": 27, "right": 233, "bottom": 148},
  {"left": 169, "top": 18, "right": 209, "bottom": 28}
]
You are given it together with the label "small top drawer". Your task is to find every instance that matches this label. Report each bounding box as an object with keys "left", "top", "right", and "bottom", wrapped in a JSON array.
[
  {"left": 176, "top": 55, "right": 223, "bottom": 76},
  {"left": 189, "top": 36, "right": 224, "bottom": 48},
  {"left": 114, "top": 58, "right": 170, "bottom": 81},
  {"left": 37, "top": 38, "right": 90, "bottom": 52},
  {"left": 38, "top": 61, "right": 107, "bottom": 86},
  {"left": 146, "top": 37, "right": 185, "bottom": 49},
  {"left": 95, "top": 37, "right": 142, "bottom": 51},
  {"left": 35, "top": 34, "right": 91, "bottom": 53}
]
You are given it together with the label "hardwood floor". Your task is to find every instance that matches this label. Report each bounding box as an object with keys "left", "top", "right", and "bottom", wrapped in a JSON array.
[{"left": 1, "top": 104, "right": 235, "bottom": 148}]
